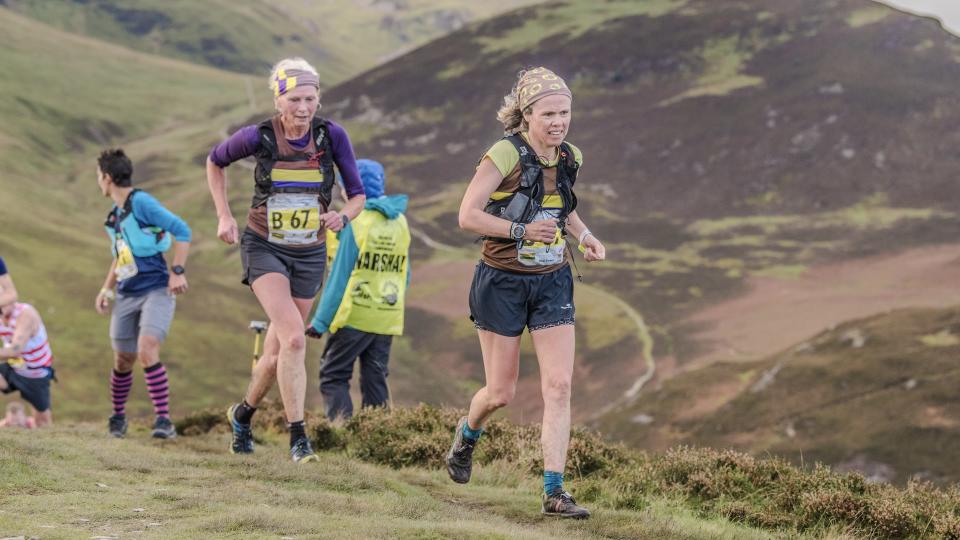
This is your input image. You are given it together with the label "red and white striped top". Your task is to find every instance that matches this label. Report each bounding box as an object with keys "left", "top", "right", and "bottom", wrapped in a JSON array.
[{"left": 0, "top": 303, "right": 53, "bottom": 379}]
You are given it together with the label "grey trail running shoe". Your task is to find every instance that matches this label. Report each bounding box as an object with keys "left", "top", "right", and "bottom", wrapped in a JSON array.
[
  {"left": 446, "top": 416, "right": 476, "bottom": 484},
  {"left": 108, "top": 414, "right": 127, "bottom": 438},
  {"left": 290, "top": 436, "right": 319, "bottom": 463},
  {"left": 227, "top": 404, "right": 254, "bottom": 454},
  {"left": 151, "top": 416, "right": 177, "bottom": 439},
  {"left": 542, "top": 490, "right": 591, "bottom": 519}
]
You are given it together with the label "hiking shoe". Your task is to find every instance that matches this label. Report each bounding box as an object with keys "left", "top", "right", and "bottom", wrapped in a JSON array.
[
  {"left": 542, "top": 490, "right": 591, "bottom": 519},
  {"left": 227, "top": 403, "right": 254, "bottom": 454},
  {"left": 108, "top": 414, "right": 127, "bottom": 438},
  {"left": 446, "top": 416, "right": 476, "bottom": 484},
  {"left": 290, "top": 436, "right": 319, "bottom": 463},
  {"left": 151, "top": 416, "right": 177, "bottom": 439}
]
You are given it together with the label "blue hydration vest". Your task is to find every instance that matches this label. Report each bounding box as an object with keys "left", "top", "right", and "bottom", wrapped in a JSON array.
[{"left": 103, "top": 189, "right": 172, "bottom": 257}]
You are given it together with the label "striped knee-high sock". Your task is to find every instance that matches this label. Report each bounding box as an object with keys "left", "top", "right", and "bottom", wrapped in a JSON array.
[
  {"left": 144, "top": 362, "right": 170, "bottom": 419},
  {"left": 110, "top": 369, "right": 133, "bottom": 417}
]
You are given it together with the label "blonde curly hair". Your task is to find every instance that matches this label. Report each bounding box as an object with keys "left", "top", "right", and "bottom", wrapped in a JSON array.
[{"left": 496, "top": 70, "right": 532, "bottom": 135}]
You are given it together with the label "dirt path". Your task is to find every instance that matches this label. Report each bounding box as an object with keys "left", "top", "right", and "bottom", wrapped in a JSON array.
[{"left": 680, "top": 244, "right": 960, "bottom": 371}]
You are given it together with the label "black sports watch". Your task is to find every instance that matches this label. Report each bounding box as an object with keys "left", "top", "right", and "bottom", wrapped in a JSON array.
[
  {"left": 509, "top": 222, "right": 526, "bottom": 241},
  {"left": 171, "top": 265, "right": 186, "bottom": 275},
  {"left": 341, "top": 214, "right": 350, "bottom": 228}
]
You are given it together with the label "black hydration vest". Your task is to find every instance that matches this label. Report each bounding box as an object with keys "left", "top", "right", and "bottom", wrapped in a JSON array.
[
  {"left": 251, "top": 116, "right": 336, "bottom": 209},
  {"left": 483, "top": 134, "right": 579, "bottom": 241}
]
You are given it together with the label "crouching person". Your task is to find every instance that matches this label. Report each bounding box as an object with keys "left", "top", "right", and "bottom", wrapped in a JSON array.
[{"left": 0, "top": 300, "right": 55, "bottom": 426}]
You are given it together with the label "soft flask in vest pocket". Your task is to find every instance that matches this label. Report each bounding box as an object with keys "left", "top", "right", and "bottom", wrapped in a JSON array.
[{"left": 105, "top": 215, "right": 172, "bottom": 258}]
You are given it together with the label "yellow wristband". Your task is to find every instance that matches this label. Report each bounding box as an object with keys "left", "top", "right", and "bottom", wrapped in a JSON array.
[{"left": 100, "top": 288, "right": 115, "bottom": 300}]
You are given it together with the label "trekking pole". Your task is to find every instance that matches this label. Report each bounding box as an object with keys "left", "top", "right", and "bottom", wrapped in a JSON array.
[
  {"left": 249, "top": 320, "right": 267, "bottom": 371},
  {"left": 387, "top": 379, "right": 394, "bottom": 410}
]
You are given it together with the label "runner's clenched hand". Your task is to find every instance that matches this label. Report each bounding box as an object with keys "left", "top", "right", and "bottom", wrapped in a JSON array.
[
  {"left": 95, "top": 290, "right": 111, "bottom": 315},
  {"left": 217, "top": 215, "right": 238, "bottom": 244},
  {"left": 168, "top": 274, "right": 188, "bottom": 295},
  {"left": 524, "top": 218, "right": 559, "bottom": 243},
  {"left": 581, "top": 234, "right": 605, "bottom": 262},
  {"left": 320, "top": 211, "right": 345, "bottom": 232}
]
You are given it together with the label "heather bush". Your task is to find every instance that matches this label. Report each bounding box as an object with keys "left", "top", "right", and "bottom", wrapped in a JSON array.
[{"left": 178, "top": 403, "right": 960, "bottom": 539}]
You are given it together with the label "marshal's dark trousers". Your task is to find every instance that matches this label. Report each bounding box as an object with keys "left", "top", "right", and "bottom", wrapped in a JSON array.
[{"left": 319, "top": 327, "right": 392, "bottom": 421}]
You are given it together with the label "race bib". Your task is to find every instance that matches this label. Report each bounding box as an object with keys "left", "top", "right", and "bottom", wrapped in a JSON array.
[
  {"left": 114, "top": 238, "right": 139, "bottom": 281},
  {"left": 6, "top": 357, "right": 25, "bottom": 369},
  {"left": 266, "top": 193, "right": 321, "bottom": 245},
  {"left": 517, "top": 208, "right": 565, "bottom": 267}
]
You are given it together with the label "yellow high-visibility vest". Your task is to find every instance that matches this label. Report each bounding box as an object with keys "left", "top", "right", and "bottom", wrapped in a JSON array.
[{"left": 330, "top": 210, "right": 410, "bottom": 335}]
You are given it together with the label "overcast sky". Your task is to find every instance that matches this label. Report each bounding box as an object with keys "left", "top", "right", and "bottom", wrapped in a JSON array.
[{"left": 878, "top": 0, "right": 960, "bottom": 34}]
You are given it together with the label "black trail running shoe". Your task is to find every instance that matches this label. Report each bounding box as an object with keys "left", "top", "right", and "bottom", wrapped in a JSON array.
[
  {"left": 227, "top": 404, "right": 254, "bottom": 454},
  {"left": 151, "top": 416, "right": 177, "bottom": 439},
  {"left": 108, "top": 414, "right": 127, "bottom": 438},
  {"left": 290, "top": 436, "right": 319, "bottom": 463},
  {"left": 446, "top": 416, "right": 476, "bottom": 484},
  {"left": 542, "top": 490, "right": 591, "bottom": 519}
]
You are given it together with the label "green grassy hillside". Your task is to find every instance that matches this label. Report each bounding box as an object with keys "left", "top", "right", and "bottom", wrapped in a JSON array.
[
  {"left": 6, "top": 404, "right": 960, "bottom": 539},
  {"left": 0, "top": 2, "right": 646, "bottom": 423},
  {"left": 0, "top": 6, "right": 273, "bottom": 419},
  {"left": 4, "top": 0, "right": 538, "bottom": 80},
  {"left": 6, "top": 0, "right": 960, "bottom": 495}
]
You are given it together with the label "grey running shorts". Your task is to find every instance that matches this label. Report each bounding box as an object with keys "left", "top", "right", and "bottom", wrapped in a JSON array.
[
  {"left": 110, "top": 287, "right": 176, "bottom": 353},
  {"left": 240, "top": 229, "right": 326, "bottom": 300}
]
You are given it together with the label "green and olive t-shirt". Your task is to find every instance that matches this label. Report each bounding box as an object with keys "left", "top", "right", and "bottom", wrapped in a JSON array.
[{"left": 479, "top": 133, "right": 583, "bottom": 274}]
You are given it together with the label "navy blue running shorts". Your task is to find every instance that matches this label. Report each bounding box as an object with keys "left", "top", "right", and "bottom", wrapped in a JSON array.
[
  {"left": 468, "top": 261, "right": 575, "bottom": 337},
  {"left": 0, "top": 363, "right": 52, "bottom": 413}
]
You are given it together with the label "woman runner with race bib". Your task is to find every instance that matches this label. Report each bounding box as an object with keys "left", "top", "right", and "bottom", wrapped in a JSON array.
[
  {"left": 447, "top": 67, "right": 606, "bottom": 519},
  {"left": 206, "top": 57, "right": 366, "bottom": 463}
]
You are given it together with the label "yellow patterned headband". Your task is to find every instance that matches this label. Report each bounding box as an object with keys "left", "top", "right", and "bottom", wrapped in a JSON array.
[
  {"left": 517, "top": 67, "right": 572, "bottom": 110},
  {"left": 271, "top": 68, "right": 320, "bottom": 97}
]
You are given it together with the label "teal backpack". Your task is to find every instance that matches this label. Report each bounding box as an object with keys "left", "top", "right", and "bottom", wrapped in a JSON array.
[{"left": 103, "top": 189, "right": 172, "bottom": 257}]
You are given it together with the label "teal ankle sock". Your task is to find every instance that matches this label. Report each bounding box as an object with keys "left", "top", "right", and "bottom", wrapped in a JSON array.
[
  {"left": 544, "top": 470, "right": 564, "bottom": 495},
  {"left": 462, "top": 421, "right": 483, "bottom": 442}
]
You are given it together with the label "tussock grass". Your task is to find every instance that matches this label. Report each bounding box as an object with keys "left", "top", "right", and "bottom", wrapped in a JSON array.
[
  {"left": 0, "top": 417, "right": 780, "bottom": 540},
  {"left": 179, "top": 402, "right": 960, "bottom": 539}
]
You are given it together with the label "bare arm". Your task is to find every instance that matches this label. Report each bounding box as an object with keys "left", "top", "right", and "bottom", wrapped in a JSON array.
[
  {"left": 0, "top": 306, "right": 38, "bottom": 359},
  {"left": 206, "top": 156, "right": 238, "bottom": 244},
  {"left": 564, "top": 210, "right": 605, "bottom": 262},
  {"left": 340, "top": 194, "right": 366, "bottom": 222},
  {"left": 458, "top": 158, "right": 557, "bottom": 243},
  {"left": 0, "top": 274, "right": 17, "bottom": 307},
  {"left": 95, "top": 260, "right": 118, "bottom": 314},
  {"left": 167, "top": 240, "right": 191, "bottom": 295},
  {"left": 321, "top": 193, "right": 366, "bottom": 233}
]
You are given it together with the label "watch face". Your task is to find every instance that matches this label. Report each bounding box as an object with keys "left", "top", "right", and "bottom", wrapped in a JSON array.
[{"left": 172, "top": 265, "right": 185, "bottom": 275}]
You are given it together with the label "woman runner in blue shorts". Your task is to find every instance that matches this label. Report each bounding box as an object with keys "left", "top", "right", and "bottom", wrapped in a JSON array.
[{"left": 446, "top": 67, "right": 606, "bottom": 518}]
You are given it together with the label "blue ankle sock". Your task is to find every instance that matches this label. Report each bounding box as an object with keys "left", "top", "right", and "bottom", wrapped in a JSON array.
[
  {"left": 544, "top": 470, "right": 564, "bottom": 495},
  {"left": 462, "top": 421, "right": 484, "bottom": 442}
]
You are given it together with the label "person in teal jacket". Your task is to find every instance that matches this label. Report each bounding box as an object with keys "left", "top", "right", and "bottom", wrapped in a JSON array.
[{"left": 307, "top": 159, "right": 411, "bottom": 420}]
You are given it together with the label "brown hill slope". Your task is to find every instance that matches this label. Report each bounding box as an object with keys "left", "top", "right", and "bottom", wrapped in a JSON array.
[
  {"left": 329, "top": 0, "right": 960, "bottom": 217},
  {"left": 323, "top": 0, "right": 960, "bottom": 324},
  {"left": 596, "top": 302, "right": 960, "bottom": 485},
  {"left": 318, "top": 0, "right": 960, "bottom": 424}
]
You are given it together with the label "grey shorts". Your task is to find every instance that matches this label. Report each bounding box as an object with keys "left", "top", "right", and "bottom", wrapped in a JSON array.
[
  {"left": 240, "top": 229, "right": 326, "bottom": 299},
  {"left": 110, "top": 287, "right": 176, "bottom": 353}
]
